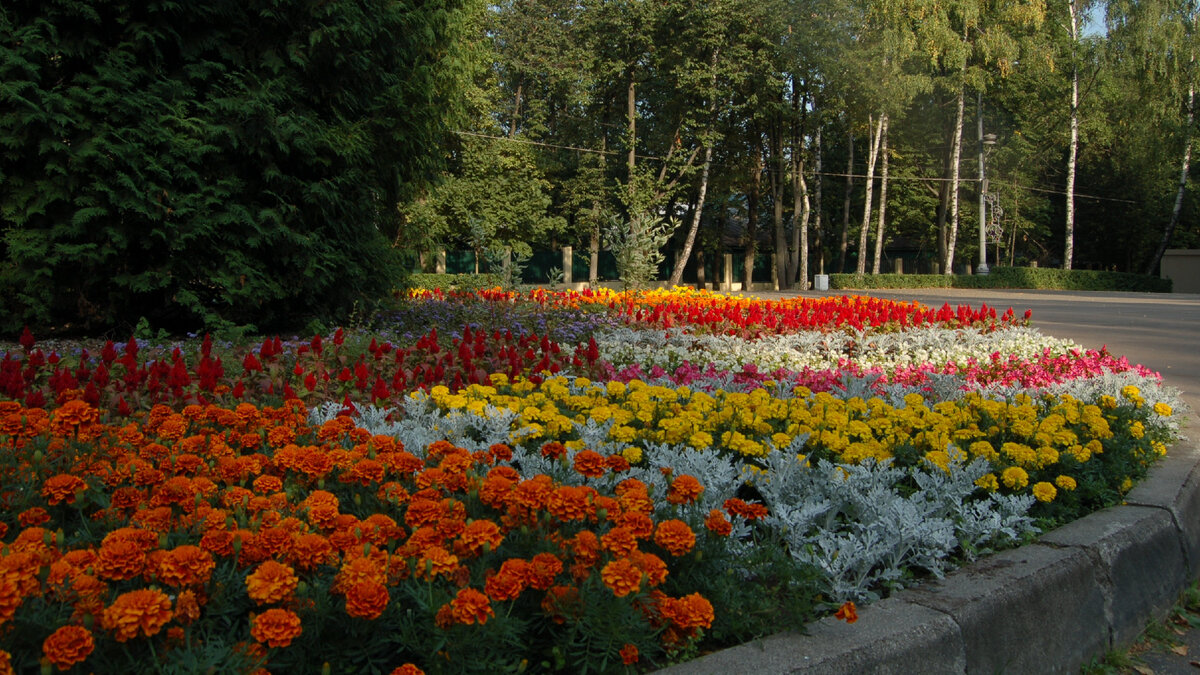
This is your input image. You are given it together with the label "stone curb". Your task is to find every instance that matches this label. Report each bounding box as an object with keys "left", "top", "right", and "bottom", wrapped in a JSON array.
[{"left": 660, "top": 429, "right": 1200, "bottom": 674}]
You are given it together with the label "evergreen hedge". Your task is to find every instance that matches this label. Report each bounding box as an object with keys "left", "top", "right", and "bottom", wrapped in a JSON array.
[
  {"left": 0, "top": 0, "right": 476, "bottom": 334},
  {"left": 829, "top": 267, "right": 1174, "bottom": 293}
]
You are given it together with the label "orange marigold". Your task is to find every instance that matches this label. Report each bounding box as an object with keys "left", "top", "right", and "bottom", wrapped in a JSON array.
[
  {"left": 43, "top": 624, "right": 94, "bottom": 671},
  {"left": 667, "top": 475, "right": 704, "bottom": 505},
  {"left": 174, "top": 589, "right": 203, "bottom": 625},
  {"left": 528, "top": 552, "right": 563, "bottom": 591},
  {"left": 572, "top": 450, "right": 607, "bottom": 478},
  {"left": 620, "top": 643, "right": 640, "bottom": 665},
  {"left": 245, "top": 561, "right": 299, "bottom": 605},
  {"left": 17, "top": 507, "right": 50, "bottom": 527},
  {"left": 389, "top": 665, "right": 425, "bottom": 675},
  {"left": 546, "top": 485, "right": 591, "bottom": 522},
  {"left": 95, "top": 540, "right": 147, "bottom": 581},
  {"left": 540, "top": 584, "right": 580, "bottom": 624},
  {"left": 601, "top": 558, "right": 642, "bottom": 597},
  {"left": 250, "top": 608, "right": 302, "bottom": 648},
  {"left": 101, "top": 588, "right": 172, "bottom": 642},
  {"left": 344, "top": 580, "right": 389, "bottom": 620},
  {"left": 704, "top": 509, "right": 732, "bottom": 536},
  {"left": 158, "top": 546, "right": 215, "bottom": 588},
  {"left": 415, "top": 546, "right": 459, "bottom": 582},
  {"left": 42, "top": 474, "right": 88, "bottom": 506},
  {"left": 448, "top": 587, "right": 494, "bottom": 625},
  {"left": 601, "top": 526, "right": 638, "bottom": 558},
  {"left": 654, "top": 519, "right": 696, "bottom": 557},
  {"left": 484, "top": 560, "right": 529, "bottom": 602},
  {"left": 724, "top": 498, "right": 769, "bottom": 520},
  {"left": 835, "top": 600, "right": 858, "bottom": 624},
  {"left": 660, "top": 592, "right": 714, "bottom": 632},
  {"left": 456, "top": 519, "right": 504, "bottom": 558}
]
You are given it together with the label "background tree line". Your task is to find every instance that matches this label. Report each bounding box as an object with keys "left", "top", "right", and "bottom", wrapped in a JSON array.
[{"left": 400, "top": 0, "right": 1199, "bottom": 289}]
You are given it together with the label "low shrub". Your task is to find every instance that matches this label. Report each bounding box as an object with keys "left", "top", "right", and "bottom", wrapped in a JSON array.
[
  {"left": 406, "top": 273, "right": 506, "bottom": 292},
  {"left": 829, "top": 267, "right": 1173, "bottom": 293}
]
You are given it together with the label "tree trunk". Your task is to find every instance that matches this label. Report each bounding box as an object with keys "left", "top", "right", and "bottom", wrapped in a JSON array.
[
  {"left": 856, "top": 114, "right": 883, "bottom": 275},
  {"left": 872, "top": 114, "right": 890, "bottom": 274},
  {"left": 790, "top": 91, "right": 812, "bottom": 289},
  {"left": 509, "top": 81, "right": 523, "bottom": 139},
  {"left": 744, "top": 143, "right": 762, "bottom": 290},
  {"left": 945, "top": 87, "right": 966, "bottom": 274},
  {"left": 814, "top": 127, "right": 824, "bottom": 275},
  {"left": 838, "top": 129, "right": 854, "bottom": 273},
  {"left": 1064, "top": 0, "right": 1080, "bottom": 270},
  {"left": 1145, "top": 53, "right": 1195, "bottom": 274},
  {"left": 668, "top": 145, "right": 714, "bottom": 286},
  {"left": 772, "top": 115, "right": 788, "bottom": 290}
]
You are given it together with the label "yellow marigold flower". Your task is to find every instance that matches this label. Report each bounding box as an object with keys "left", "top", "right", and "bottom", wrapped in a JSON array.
[
  {"left": 688, "top": 431, "right": 713, "bottom": 449},
  {"left": 1120, "top": 477, "right": 1133, "bottom": 492},
  {"left": 1152, "top": 440, "right": 1167, "bottom": 456},
  {"left": 1032, "top": 481, "right": 1057, "bottom": 503},
  {"left": 924, "top": 450, "right": 951, "bottom": 473},
  {"left": 1153, "top": 402, "right": 1173, "bottom": 417},
  {"left": 1001, "top": 466, "right": 1029, "bottom": 490},
  {"left": 1055, "top": 475, "right": 1077, "bottom": 491},
  {"left": 1099, "top": 395, "right": 1117, "bottom": 410},
  {"left": 1129, "top": 420, "right": 1145, "bottom": 439},
  {"left": 609, "top": 425, "right": 637, "bottom": 443},
  {"left": 975, "top": 473, "right": 1000, "bottom": 492},
  {"left": 1121, "top": 385, "right": 1141, "bottom": 399},
  {"left": 968, "top": 441, "right": 999, "bottom": 462},
  {"left": 606, "top": 381, "right": 627, "bottom": 398},
  {"left": 621, "top": 446, "right": 643, "bottom": 465},
  {"left": 1036, "top": 446, "right": 1060, "bottom": 468}
]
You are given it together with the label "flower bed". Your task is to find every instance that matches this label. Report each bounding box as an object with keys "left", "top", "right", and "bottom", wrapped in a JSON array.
[{"left": 0, "top": 288, "right": 1184, "bottom": 673}]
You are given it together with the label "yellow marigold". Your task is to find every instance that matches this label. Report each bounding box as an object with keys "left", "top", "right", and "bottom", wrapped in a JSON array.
[
  {"left": 1129, "top": 420, "right": 1145, "bottom": 439},
  {"left": 968, "top": 441, "right": 999, "bottom": 462},
  {"left": 1121, "top": 477, "right": 1133, "bottom": 492},
  {"left": 1055, "top": 475, "right": 1077, "bottom": 491},
  {"left": 975, "top": 473, "right": 1000, "bottom": 492},
  {"left": 250, "top": 608, "right": 302, "bottom": 648},
  {"left": 1121, "top": 385, "right": 1141, "bottom": 399},
  {"left": 924, "top": 450, "right": 951, "bottom": 473},
  {"left": 621, "top": 446, "right": 643, "bottom": 465},
  {"left": 245, "top": 560, "right": 299, "bottom": 605},
  {"left": 1153, "top": 402, "right": 1173, "bottom": 417},
  {"left": 1031, "top": 481, "right": 1057, "bottom": 503},
  {"left": 101, "top": 589, "right": 172, "bottom": 642},
  {"left": 42, "top": 624, "right": 94, "bottom": 671},
  {"left": 1000, "top": 466, "right": 1029, "bottom": 490}
]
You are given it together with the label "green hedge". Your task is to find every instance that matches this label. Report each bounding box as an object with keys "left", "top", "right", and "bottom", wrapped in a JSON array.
[
  {"left": 407, "top": 273, "right": 506, "bottom": 292},
  {"left": 829, "top": 267, "right": 1173, "bottom": 293}
]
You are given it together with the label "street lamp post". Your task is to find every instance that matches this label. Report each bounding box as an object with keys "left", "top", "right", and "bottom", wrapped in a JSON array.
[{"left": 977, "top": 91, "right": 996, "bottom": 275}]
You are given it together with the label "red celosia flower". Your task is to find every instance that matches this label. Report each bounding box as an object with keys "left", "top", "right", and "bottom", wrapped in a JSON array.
[
  {"left": 43, "top": 624, "right": 94, "bottom": 671},
  {"left": 835, "top": 601, "right": 858, "bottom": 624},
  {"left": 250, "top": 608, "right": 302, "bottom": 648},
  {"left": 654, "top": 519, "right": 696, "bottom": 557},
  {"left": 101, "top": 589, "right": 173, "bottom": 642},
  {"left": 344, "top": 580, "right": 389, "bottom": 620}
]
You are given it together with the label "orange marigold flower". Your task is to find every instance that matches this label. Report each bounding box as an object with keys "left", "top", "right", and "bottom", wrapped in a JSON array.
[
  {"left": 17, "top": 507, "right": 50, "bottom": 527},
  {"left": 250, "top": 608, "right": 302, "bottom": 648},
  {"left": 546, "top": 485, "right": 591, "bottom": 522},
  {"left": 488, "top": 443, "right": 513, "bottom": 462},
  {"left": 617, "top": 511, "right": 654, "bottom": 539},
  {"left": 601, "top": 558, "right": 642, "bottom": 597},
  {"left": 415, "top": 546, "right": 459, "bottom": 582},
  {"left": 456, "top": 519, "right": 504, "bottom": 558},
  {"left": 251, "top": 475, "right": 283, "bottom": 494},
  {"left": 620, "top": 643, "right": 640, "bottom": 665},
  {"left": 245, "top": 561, "right": 299, "bottom": 605},
  {"left": 631, "top": 551, "right": 669, "bottom": 587},
  {"left": 43, "top": 624, "right": 94, "bottom": 671},
  {"left": 336, "top": 556, "right": 387, "bottom": 593},
  {"left": 540, "top": 441, "right": 567, "bottom": 460},
  {"left": 174, "top": 589, "right": 203, "bottom": 625},
  {"left": 661, "top": 592, "right": 714, "bottom": 632},
  {"left": 540, "top": 584, "right": 580, "bottom": 624},
  {"left": 158, "top": 545, "right": 216, "bottom": 588},
  {"left": 666, "top": 475, "right": 704, "bottom": 505},
  {"left": 572, "top": 450, "right": 607, "bottom": 478},
  {"left": 484, "top": 559, "right": 529, "bottom": 602},
  {"left": 95, "top": 540, "right": 147, "bottom": 581},
  {"left": 724, "top": 498, "right": 769, "bottom": 520},
  {"left": 654, "top": 519, "right": 696, "bottom": 557},
  {"left": 50, "top": 400, "right": 99, "bottom": 433},
  {"left": 344, "top": 580, "right": 389, "bottom": 620},
  {"left": 601, "top": 526, "right": 638, "bottom": 558},
  {"left": 101, "top": 588, "right": 172, "bottom": 642},
  {"left": 0, "top": 648, "right": 13, "bottom": 675},
  {"left": 704, "top": 509, "right": 732, "bottom": 536},
  {"left": 42, "top": 474, "right": 89, "bottom": 506},
  {"left": 528, "top": 552, "right": 563, "bottom": 590},
  {"left": 835, "top": 600, "right": 858, "bottom": 624},
  {"left": 605, "top": 454, "right": 631, "bottom": 473},
  {"left": 404, "top": 498, "right": 445, "bottom": 528},
  {"left": 449, "top": 587, "right": 494, "bottom": 625},
  {"left": 389, "top": 665, "right": 425, "bottom": 675}
]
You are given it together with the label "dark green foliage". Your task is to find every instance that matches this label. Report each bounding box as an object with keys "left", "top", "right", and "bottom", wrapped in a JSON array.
[
  {"left": 0, "top": 0, "right": 477, "bottom": 334},
  {"left": 829, "top": 267, "right": 1174, "bottom": 293},
  {"left": 406, "top": 273, "right": 507, "bottom": 292}
]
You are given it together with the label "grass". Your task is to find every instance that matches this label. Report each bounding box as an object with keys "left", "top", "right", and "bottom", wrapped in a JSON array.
[{"left": 1083, "top": 580, "right": 1200, "bottom": 674}]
